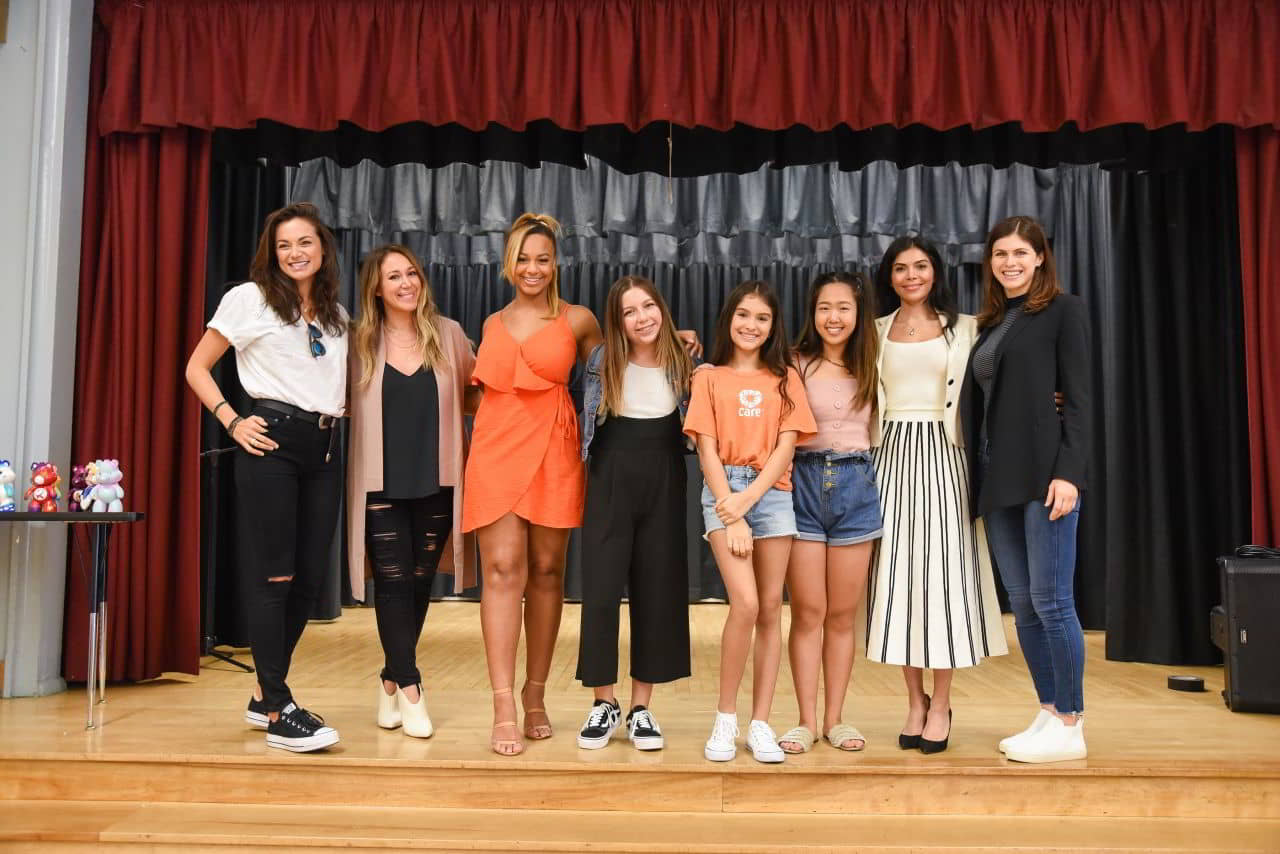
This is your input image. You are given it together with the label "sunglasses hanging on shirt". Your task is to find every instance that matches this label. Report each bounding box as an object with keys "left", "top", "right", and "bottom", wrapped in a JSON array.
[{"left": 307, "top": 322, "right": 326, "bottom": 358}]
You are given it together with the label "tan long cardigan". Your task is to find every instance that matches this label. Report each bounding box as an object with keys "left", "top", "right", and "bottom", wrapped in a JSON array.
[{"left": 346, "top": 317, "right": 478, "bottom": 599}]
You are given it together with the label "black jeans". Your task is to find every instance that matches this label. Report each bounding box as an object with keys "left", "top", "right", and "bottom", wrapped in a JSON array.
[
  {"left": 367, "top": 488, "right": 453, "bottom": 687},
  {"left": 234, "top": 403, "right": 341, "bottom": 713}
]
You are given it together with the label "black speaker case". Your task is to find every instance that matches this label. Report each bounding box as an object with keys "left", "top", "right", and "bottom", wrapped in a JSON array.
[{"left": 1214, "top": 557, "right": 1280, "bottom": 714}]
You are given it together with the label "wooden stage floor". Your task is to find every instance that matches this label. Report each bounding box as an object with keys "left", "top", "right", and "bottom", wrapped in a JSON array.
[{"left": 1, "top": 603, "right": 1278, "bottom": 852}]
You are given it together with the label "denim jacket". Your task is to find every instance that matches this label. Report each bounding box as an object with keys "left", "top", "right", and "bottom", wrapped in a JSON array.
[{"left": 580, "top": 344, "right": 692, "bottom": 460}]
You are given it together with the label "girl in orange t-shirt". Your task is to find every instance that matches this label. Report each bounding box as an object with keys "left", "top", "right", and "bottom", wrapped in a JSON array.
[{"left": 683, "top": 280, "right": 816, "bottom": 764}]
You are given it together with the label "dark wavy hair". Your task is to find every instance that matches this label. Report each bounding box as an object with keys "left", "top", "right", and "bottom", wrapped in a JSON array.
[
  {"left": 793, "top": 271, "right": 878, "bottom": 413},
  {"left": 874, "top": 235, "right": 958, "bottom": 333},
  {"left": 709, "top": 280, "right": 794, "bottom": 416},
  {"left": 248, "top": 203, "right": 345, "bottom": 336}
]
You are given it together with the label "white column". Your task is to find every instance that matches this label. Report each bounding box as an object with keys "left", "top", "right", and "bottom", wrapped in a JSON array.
[{"left": 0, "top": 0, "right": 93, "bottom": 697}]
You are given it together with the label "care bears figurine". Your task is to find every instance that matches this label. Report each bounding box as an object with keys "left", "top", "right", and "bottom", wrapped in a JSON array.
[
  {"left": 25, "top": 461, "right": 62, "bottom": 513},
  {"left": 82, "top": 459, "right": 125, "bottom": 513},
  {"left": 67, "top": 464, "right": 89, "bottom": 513},
  {"left": 0, "top": 460, "right": 16, "bottom": 512}
]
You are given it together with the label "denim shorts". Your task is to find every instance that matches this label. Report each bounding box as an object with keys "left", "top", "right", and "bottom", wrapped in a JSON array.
[
  {"left": 791, "top": 450, "right": 883, "bottom": 546},
  {"left": 700, "top": 464, "right": 798, "bottom": 540}
]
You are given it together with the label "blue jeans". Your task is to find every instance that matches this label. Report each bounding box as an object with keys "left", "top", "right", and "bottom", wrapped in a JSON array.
[{"left": 984, "top": 498, "right": 1085, "bottom": 714}]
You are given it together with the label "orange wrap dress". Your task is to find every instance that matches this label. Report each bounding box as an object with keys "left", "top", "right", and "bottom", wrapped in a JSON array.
[{"left": 462, "top": 310, "right": 585, "bottom": 532}]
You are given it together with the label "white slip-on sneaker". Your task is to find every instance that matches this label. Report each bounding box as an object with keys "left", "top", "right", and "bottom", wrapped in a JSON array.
[
  {"left": 999, "top": 708, "right": 1053, "bottom": 753},
  {"left": 746, "top": 719, "right": 786, "bottom": 764},
  {"left": 704, "top": 712, "right": 739, "bottom": 761},
  {"left": 1005, "top": 716, "right": 1086, "bottom": 764}
]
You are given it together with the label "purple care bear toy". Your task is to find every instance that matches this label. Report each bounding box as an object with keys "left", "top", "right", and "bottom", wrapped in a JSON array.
[
  {"left": 68, "top": 464, "right": 89, "bottom": 513},
  {"left": 82, "top": 459, "right": 125, "bottom": 513},
  {"left": 25, "top": 461, "right": 62, "bottom": 512},
  {"left": 0, "top": 459, "right": 15, "bottom": 512}
]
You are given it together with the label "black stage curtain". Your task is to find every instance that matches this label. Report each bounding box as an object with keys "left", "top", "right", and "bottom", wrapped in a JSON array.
[
  {"left": 1102, "top": 129, "right": 1251, "bottom": 664},
  {"left": 215, "top": 120, "right": 1217, "bottom": 177}
]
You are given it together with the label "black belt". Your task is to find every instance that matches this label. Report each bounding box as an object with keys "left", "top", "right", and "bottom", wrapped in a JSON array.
[{"left": 254, "top": 398, "right": 338, "bottom": 429}]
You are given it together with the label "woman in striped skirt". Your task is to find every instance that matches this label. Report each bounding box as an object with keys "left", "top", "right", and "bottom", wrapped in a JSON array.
[{"left": 865, "top": 236, "right": 1007, "bottom": 754}]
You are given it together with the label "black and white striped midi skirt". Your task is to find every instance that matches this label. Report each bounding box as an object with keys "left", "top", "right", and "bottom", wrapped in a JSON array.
[{"left": 866, "top": 419, "right": 1007, "bottom": 668}]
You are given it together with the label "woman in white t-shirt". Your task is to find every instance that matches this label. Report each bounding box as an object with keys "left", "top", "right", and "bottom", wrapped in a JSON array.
[
  {"left": 185, "top": 203, "right": 348, "bottom": 753},
  {"left": 573, "top": 276, "right": 694, "bottom": 753}
]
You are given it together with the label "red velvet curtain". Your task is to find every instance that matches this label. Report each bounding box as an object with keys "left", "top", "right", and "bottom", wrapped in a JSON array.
[
  {"left": 64, "top": 23, "right": 211, "bottom": 681},
  {"left": 1236, "top": 126, "right": 1280, "bottom": 545},
  {"left": 95, "top": 0, "right": 1280, "bottom": 135}
]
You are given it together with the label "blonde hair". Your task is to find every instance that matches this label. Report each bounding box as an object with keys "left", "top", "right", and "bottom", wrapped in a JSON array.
[
  {"left": 502, "top": 213, "right": 562, "bottom": 317},
  {"left": 599, "top": 276, "right": 693, "bottom": 418},
  {"left": 353, "top": 244, "right": 447, "bottom": 387}
]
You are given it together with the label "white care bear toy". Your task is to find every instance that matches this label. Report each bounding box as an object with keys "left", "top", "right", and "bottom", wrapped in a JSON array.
[
  {"left": 83, "top": 459, "right": 125, "bottom": 513},
  {"left": 0, "top": 460, "right": 15, "bottom": 512}
]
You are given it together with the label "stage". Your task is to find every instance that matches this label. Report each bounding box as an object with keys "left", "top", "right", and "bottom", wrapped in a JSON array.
[{"left": 0, "top": 603, "right": 1277, "bottom": 851}]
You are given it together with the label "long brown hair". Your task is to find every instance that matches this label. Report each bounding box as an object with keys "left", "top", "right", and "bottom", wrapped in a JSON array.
[
  {"left": 599, "top": 276, "right": 693, "bottom": 417},
  {"left": 248, "top": 203, "right": 345, "bottom": 336},
  {"left": 502, "top": 213, "right": 562, "bottom": 317},
  {"left": 709, "top": 280, "right": 795, "bottom": 416},
  {"left": 977, "top": 215, "right": 1062, "bottom": 328},
  {"left": 793, "top": 272, "right": 877, "bottom": 412},
  {"left": 353, "top": 244, "right": 447, "bottom": 388}
]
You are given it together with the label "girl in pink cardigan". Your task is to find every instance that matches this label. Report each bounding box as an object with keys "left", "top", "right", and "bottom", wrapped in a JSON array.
[{"left": 347, "top": 243, "right": 479, "bottom": 738}]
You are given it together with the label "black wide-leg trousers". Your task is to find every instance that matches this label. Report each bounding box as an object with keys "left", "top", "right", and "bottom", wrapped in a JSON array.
[{"left": 576, "top": 412, "right": 691, "bottom": 687}]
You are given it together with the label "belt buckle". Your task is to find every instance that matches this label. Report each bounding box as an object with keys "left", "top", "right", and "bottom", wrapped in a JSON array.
[{"left": 317, "top": 414, "right": 334, "bottom": 429}]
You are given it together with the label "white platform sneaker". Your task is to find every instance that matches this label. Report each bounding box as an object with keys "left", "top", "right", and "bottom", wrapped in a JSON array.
[
  {"left": 704, "top": 712, "right": 739, "bottom": 761},
  {"left": 999, "top": 709, "right": 1054, "bottom": 753},
  {"left": 1004, "top": 715, "right": 1086, "bottom": 763}
]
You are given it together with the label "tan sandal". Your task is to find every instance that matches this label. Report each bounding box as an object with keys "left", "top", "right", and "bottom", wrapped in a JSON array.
[
  {"left": 522, "top": 679, "right": 553, "bottom": 740},
  {"left": 779, "top": 725, "right": 817, "bottom": 754},
  {"left": 490, "top": 688, "right": 524, "bottom": 756},
  {"left": 825, "top": 722, "right": 866, "bottom": 752}
]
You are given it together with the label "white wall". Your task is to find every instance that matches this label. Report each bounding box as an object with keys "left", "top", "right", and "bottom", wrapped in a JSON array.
[{"left": 0, "top": 0, "right": 94, "bottom": 696}]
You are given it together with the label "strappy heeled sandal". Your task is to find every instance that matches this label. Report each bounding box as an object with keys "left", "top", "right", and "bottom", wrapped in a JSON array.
[
  {"left": 490, "top": 687, "right": 524, "bottom": 756},
  {"left": 522, "top": 679, "right": 553, "bottom": 740}
]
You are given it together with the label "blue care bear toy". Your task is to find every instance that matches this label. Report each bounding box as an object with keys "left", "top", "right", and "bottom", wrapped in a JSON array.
[{"left": 0, "top": 460, "right": 15, "bottom": 512}]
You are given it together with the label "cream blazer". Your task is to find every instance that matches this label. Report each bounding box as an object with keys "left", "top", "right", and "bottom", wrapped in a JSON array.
[
  {"left": 871, "top": 310, "right": 977, "bottom": 449},
  {"left": 346, "top": 316, "right": 478, "bottom": 598}
]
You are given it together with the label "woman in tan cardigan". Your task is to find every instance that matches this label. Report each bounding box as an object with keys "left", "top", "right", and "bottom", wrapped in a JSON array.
[{"left": 347, "top": 243, "right": 479, "bottom": 738}]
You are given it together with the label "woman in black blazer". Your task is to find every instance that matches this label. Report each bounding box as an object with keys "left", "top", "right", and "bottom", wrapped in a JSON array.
[{"left": 959, "top": 215, "right": 1091, "bottom": 764}]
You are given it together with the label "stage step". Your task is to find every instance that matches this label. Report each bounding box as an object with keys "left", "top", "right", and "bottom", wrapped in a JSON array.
[
  {"left": 1, "top": 801, "right": 1276, "bottom": 852},
  {"left": 4, "top": 755, "right": 1278, "bottom": 820}
]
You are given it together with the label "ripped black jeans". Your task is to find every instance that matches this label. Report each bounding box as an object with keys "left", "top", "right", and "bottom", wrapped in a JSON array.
[{"left": 366, "top": 488, "right": 453, "bottom": 687}]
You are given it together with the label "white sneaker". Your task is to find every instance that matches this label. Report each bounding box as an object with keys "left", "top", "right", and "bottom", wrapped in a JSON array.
[
  {"left": 397, "top": 685, "right": 434, "bottom": 738},
  {"left": 999, "top": 709, "right": 1053, "bottom": 753},
  {"left": 377, "top": 682, "right": 402, "bottom": 730},
  {"left": 1005, "top": 716, "right": 1086, "bottom": 763},
  {"left": 746, "top": 719, "right": 785, "bottom": 763},
  {"left": 704, "top": 712, "right": 738, "bottom": 761}
]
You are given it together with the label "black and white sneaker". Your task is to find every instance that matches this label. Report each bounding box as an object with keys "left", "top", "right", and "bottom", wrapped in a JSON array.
[
  {"left": 627, "top": 705, "right": 665, "bottom": 751},
  {"left": 265, "top": 702, "right": 340, "bottom": 753},
  {"left": 576, "top": 699, "right": 621, "bottom": 749},
  {"left": 244, "top": 695, "right": 269, "bottom": 730}
]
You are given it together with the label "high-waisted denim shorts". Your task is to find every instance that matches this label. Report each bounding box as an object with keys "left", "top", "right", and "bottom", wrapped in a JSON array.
[
  {"left": 791, "top": 450, "right": 883, "bottom": 546},
  {"left": 700, "top": 464, "right": 798, "bottom": 540}
]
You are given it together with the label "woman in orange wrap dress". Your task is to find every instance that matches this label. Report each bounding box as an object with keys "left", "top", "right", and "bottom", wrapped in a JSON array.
[{"left": 463, "top": 213, "right": 599, "bottom": 756}]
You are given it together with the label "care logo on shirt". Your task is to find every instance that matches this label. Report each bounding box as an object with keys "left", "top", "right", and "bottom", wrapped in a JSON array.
[{"left": 738, "top": 389, "right": 763, "bottom": 417}]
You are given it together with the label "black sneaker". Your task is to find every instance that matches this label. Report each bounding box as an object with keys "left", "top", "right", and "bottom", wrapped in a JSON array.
[
  {"left": 244, "top": 695, "right": 268, "bottom": 730},
  {"left": 265, "top": 702, "right": 340, "bottom": 753},
  {"left": 576, "top": 699, "right": 621, "bottom": 749},
  {"left": 627, "top": 705, "right": 664, "bottom": 750}
]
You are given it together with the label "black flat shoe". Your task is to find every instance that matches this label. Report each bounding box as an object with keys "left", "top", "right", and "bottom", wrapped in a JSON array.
[
  {"left": 898, "top": 694, "right": 930, "bottom": 750},
  {"left": 919, "top": 708, "right": 952, "bottom": 754}
]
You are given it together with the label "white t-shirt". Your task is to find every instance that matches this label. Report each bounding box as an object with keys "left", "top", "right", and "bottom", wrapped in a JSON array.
[
  {"left": 619, "top": 362, "right": 678, "bottom": 419},
  {"left": 208, "top": 282, "right": 348, "bottom": 417}
]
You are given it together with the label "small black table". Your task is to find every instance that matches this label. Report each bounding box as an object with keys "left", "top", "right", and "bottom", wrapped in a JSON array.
[{"left": 0, "top": 511, "right": 145, "bottom": 728}]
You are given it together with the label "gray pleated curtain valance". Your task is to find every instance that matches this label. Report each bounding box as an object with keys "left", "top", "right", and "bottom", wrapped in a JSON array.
[{"left": 288, "top": 156, "right": 1079, "bottom": 269}]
